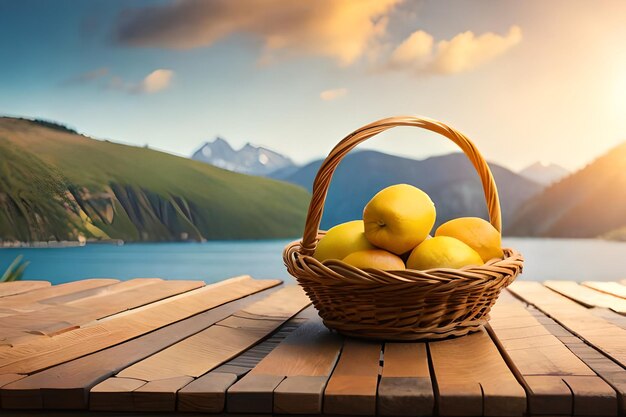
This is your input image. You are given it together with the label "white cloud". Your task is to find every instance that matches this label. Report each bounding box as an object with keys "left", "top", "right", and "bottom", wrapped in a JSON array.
[
  {"left": 320, "top": 88, "right": 348, "bottom": 101},
  {"left": 139, "top": 69, "right": 174, "bottom": 93},
  {"left": 390, "top": 30, "right": 433, "bottom": 68},
  {"left": 114, "top": 0, "right": 520, "bottom": 76},
  {"left": 115, "top": 0, "right": 401, "bottom": 66},
  {"left": 389, "top": 25, "right": 522, "bottom": 75},
  {"left": 434, "top": 26, "right": 523, "bottom": 74},
  {"left": 108, "top": 69, "right": 174, "bottom": 94}
]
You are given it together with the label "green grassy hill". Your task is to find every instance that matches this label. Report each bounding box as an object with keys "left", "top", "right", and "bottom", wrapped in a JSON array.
[{"left": 0, "top": 117, "right": 310, "bottom": 242}]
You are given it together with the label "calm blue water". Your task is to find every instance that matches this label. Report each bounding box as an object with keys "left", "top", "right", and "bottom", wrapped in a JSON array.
[{"left": 0, "top": 238, "right": 624, "bottom": 284}]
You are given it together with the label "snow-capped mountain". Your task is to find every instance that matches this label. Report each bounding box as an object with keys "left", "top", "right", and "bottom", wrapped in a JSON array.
[
  {"left": 519, "top": 162, "right": 570, "bottom": 186},
  {"left": 191, "top": 137, "right": 295, "bottom": 176}
]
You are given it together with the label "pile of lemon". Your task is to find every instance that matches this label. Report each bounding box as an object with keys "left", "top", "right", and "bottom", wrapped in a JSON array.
[{"left": 313, "top": 184, "right": 503, "bottom": 271}]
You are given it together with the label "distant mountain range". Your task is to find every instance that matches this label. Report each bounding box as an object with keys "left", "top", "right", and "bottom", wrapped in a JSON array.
[
  {"left": 3, "top": 119, "right": 623, "bottom": 244},
  {"left": 192, "top": 137, "right": 626, "bottom": 240},
  {"left": 191, "top": 138, "right": 296, "bottom": 176},
  {"left": 0, "top": 118, "right": 309, "bottom": 243},
  {"left": 271, "top": 150, "right": 544, "bottom": 231},
  {"left": 519, "top": 162, "right": 569, "bottom": 185},
  {"left": 510, "top": 142, "right": 626, "bottom": 239}
]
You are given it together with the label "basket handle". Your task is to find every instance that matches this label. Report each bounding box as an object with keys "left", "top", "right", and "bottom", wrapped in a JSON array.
[{"left": 300, "top": 116, "right": 502, "bottom": 256}]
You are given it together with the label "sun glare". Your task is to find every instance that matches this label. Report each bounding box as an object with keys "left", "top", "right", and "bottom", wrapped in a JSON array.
[{"left": 613, "top": 73, "right": 626, "bottom": 113}]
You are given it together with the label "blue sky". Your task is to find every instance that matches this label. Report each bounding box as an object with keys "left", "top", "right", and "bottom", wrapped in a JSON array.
[{"left": 1, "top": 0, "right": 625, "bottom": 171}]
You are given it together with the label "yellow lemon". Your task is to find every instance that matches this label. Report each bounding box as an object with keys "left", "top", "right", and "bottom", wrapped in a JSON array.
[
  {"left": 435, "top": 217, "right": 504, "bottom": 262},
  {"left": 363, "top": 184, "right": 436, "bottom": 255},
  {"left": 313, "top": 220, "right": 375, "bottom": 262},
  {"left": 343, "top": 249, "right": 406, "bottom": 270},
  {"left": 406, "top": 236, "right": 483, "bottom": 270}
]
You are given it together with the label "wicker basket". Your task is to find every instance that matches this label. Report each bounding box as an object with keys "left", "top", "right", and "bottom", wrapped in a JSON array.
[{"left": 283, "top": 116, "right": 523, "bottom": 341}]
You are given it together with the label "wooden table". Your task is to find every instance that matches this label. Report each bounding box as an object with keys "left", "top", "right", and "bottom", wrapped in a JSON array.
[{"left": 1, "top": 276, "right": 626, "bottom": 416}]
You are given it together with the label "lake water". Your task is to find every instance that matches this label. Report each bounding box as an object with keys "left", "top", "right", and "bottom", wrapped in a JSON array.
[{"left": 0, "top": 238, "right": 624, "bottom": 285}]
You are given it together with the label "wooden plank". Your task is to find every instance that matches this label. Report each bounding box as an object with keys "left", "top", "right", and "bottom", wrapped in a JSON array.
[
  {"left": 0, "top": 282, "right": 50, "bottom": 298},
  {"left": 527, "top": 304, "right": 626, "bottom": 415},
  {"left": 132, "top": 376, "right": 194, "bottom": 412},
  {"left": 90, "top": 377, "right": 143, "bottom": 411},
  {"left": 116, "top": 285, "right": 309, "bottom": 381},
  {"left": 227, "top": 309, "right": 342, "bottom": 414},
  {"left": 0, "top": 284, "right": 279, "bottom": 410},
  {"left": 489, "top": 290, "right": 607, "bottom": 416},
  {"left": 323, "top": 339, "right": 381, "bottom": 416},
  {"left": 490, "top": 291, "right": 595, "bottom": 376},
  {"left": 378, "top": 343, "right": 434, "bottom": 417},
  {"left": 0, "top": 280, "right": 120, "bottom": 321},
  {"left": 591, "top": 308, "right": 626, "bottom": 330},
  {"left": 544, "top": 280, "right": 626, "bottom": 314},
  {"left": 429, "top": 327, "right": 526, "bottom": 417},
  {"left": 0, "top": 279, "right": 118, "bottom": 306},
  {"left": 213, "top": 318, "right": 304, "bottom": 376},
  {"left": 563, "top": 375, "right": 617, "bottom": 416},
  {"left": 178, "top": 316, "right": 305, "bottom": 413},
  {"left": 0, "top": 276, "right": 279, "bottom": 376},
  {"left": 583, "top": 281, "right": 626, "bottom": 299},
  {"left": 0, "top": 280, "right": 155, "bottom": 319},
  {"left": 0, "top": 374, "right": 23, "bottom": 409},
  {"left": 177, "top": 373, "right": 237, "bottom": 413},
  {"left": 0, "top": 279, "right": 204, "bottom": 342},
  {"left": 40, "top": 278, "right": 162, "bottom": 305},
  {"left": 89, "top": 285, "right": 310, "bottom": 412},
  {"left": 509, "top": 282, "right": 626, "bottom": 370},
  {"left": 524, "top": 375, "right": 573, "bottom": 416},
  {"left": 226, "top": 374, "right": 285, "bottom": 413},
  {"left": 0, "top": 279, "right": 121, "bottom": 345}
]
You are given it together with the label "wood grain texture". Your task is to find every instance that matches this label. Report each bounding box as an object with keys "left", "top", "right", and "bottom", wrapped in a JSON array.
[
  {"left": 213, "top": 317, "right": 305, "bottom": 376},
  {"left": 530, "top": 306, "right": 626, "bottom": 415},
  {"left": 524, "top": 375, "right": 573, "bottom": 415},
  {"left": 563, "top": 375, "right": 617, "bottom": 416},
  {"left": 0, "top": 279, "right": 118, "bottom": 307},
  {"left": 177, "top": 373, "right": 237, "bottom": 413},
  {"left": 6, "top": 277, "right": 626, "bottom": 417},
  {"left": 0, "top": 280, "right": 125, "bottom": 324},
  {"left": 39, "top": 278, "right": 162, "bottom": 305},
  {"left": 0, "top": 276, "right": 278, "bottom": 376},
  {"left": 227, "top": 309, "right": 342, "bottom": 414},
  {"left": 1, "top": 279, "right": 204, "bottom": 342},
  {"left": 591, "top": 308, "right": 626, "bottom": 330},
  {"left": 544, "top": 280, "right": 626, "bottom": 313},
  {"left": 583, "top": 281, "right": 626, "bottom": 299},
  {"left": 87, "top": 286, "right": 309, "bottom": 413},
  {"left": 323, "top": 339, "right": 382, "bottom": 416},
  {"left": 430, "top": 327, "right": 526, "bottom": 417},
  {"left": 0, "top": 279, "right": 159, "bottom": 320},
  {"left": 490, "top": 292, "right": 595, "bottom": 379},
  {"left": 0, "top": 282, "right": 50, "bottom": 298},
  {"left": 509, "top": 281, "right": 626, "bottom": 369},
  {"left": 90, "top": 377, "right": 144, "bottom": 411},
  {"left": 179, "top": 314, "right": 306, "bottom": 413},
  {"left": 488, "top": 290, "right": 601, "bottom": 416},
  {"left": 226, "top": 374, "right": 285, "bottom": 413},
  {"left": 0, "top": 285, "right": 278, "bottom": 410},
  {"left": 378, "top": 343, "right": 434, "bottom": 417},
  {"left": 116, "top": 285, "right": 309, "bottom": 382},
  {"left": 0, "top": 374, "right": 23, "bottom": 409},
  {"left": 132, "top": 376, "right": 194, "bottom": 412}
]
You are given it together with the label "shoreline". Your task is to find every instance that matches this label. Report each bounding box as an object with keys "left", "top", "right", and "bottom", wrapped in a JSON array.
[
  {"left": 2, "top": 236, "right": 623, "bottom": 249},
  {"left": 0, "top": 239, "right": 124, "bottom": 248}
]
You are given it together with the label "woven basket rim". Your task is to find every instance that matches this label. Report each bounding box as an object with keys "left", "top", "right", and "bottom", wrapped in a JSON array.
[{"left": 284, "top": 238, "right": 523, "bottom": 286}]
